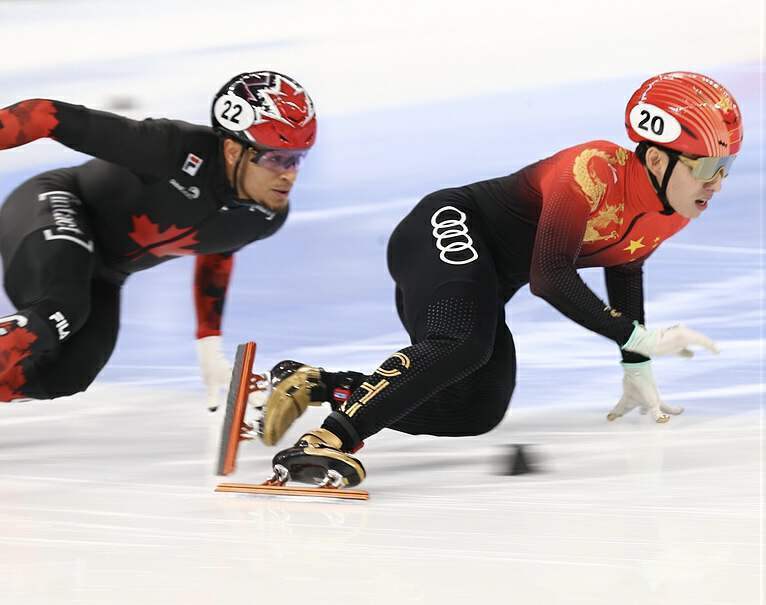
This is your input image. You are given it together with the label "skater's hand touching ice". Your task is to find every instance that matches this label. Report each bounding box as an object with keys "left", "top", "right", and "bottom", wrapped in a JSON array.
[
  {"left": 606, "top": 361, "right": 683, "bottom": 424},
  {"left": 622, "top": 322, "right": 719, "bottom": 358},
  {"left": 196, "top": 335, "right": 232, "bottom": 412}
]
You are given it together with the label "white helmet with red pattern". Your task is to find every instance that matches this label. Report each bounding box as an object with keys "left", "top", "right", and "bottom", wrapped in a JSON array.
[{"left": 212, "top": 71, "right": 316, "bottom": 151}]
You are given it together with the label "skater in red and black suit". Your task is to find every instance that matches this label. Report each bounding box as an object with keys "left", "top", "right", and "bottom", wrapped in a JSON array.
[
  {"left": 0, "top": 71, "right": 316, "bottom": 408},
  {"left": 254, "top": 72, "right": 743, "bottom": 489}
]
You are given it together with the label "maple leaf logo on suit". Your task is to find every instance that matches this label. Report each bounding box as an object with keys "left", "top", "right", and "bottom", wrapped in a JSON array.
[{"left": 127, "top": 215, "right": 199, "bottom": 258}]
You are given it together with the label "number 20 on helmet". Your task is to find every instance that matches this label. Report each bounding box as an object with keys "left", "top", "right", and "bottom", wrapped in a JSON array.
[{"left": 625, "top": 72, "right": 743, "bottom": 181}]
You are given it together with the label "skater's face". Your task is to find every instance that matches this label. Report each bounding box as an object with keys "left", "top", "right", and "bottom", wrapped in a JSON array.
[
  {"left": 223, "top": 140, "right": 301, "bottom": 210},
  {"left": 645, "top": 147, "right": 725, "bottom": 219}
]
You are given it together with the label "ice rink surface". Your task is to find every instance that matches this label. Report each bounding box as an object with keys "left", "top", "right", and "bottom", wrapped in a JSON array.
[{"left": 0, "top": 1, "right": 763, "bottom": 603}]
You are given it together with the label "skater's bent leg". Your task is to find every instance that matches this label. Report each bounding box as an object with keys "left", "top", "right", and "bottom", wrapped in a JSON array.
[
  {"left": 322, "top": 281, "right": 500, "bottom": 449},
  {"left": 1, "top": 228, "right": 99, "bottom": 400},
  {"left": 271, "top": 189, "right": 502, "bottom": 485},
  {"left": 321, "top": 190, "right": 503, "bottom": 450},
  {"left": 32, "top": 279, "right": 121, "bottom": 398},
  {"left": 390, "top": 313, "right": 517, "bottom": 436}
]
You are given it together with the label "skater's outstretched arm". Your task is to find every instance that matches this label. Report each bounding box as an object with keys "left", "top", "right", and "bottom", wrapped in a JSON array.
[
  {"left": 0, "top": 100, "right": 58, "bottom": 149},
  {"left": 0, "top": 99, "right": 189, "bottom": 177},
  {"left": 194, "top": 252, "right": 235, "bottom": 412},
  {"left": 604, "top": 260, "right": 687, "bottom": 421},
  {"left": 604, "top": 259, "right": 650, "bottom": 364},
  {"left": 529, "top": 151, "right": 637, "bottom": 345},
  {"left": 194, "top": 253, "right": 235, "bottom": 340},
  {"left": 529, "top": 149, "right": 719, "bottom": 359}
]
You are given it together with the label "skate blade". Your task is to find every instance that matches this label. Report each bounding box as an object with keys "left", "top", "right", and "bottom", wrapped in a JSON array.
[
  {"left": 215, "top": 482, "right": 369, "bottom": 501},
  {"left": 216, "top": 342, "right": 269, "bottom": 476}
]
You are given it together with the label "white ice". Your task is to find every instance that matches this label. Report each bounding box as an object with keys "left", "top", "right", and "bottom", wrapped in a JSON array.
[{"left": 0, "top": 2, "right": 763, "bottom": 604}]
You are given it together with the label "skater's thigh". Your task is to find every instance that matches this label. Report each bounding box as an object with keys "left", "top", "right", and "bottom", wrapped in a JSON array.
[
  {"left": 4, "top": 230, "right": 95, "bottom": 305},
  {"left": 35, "top": 279, "right": 121, "bottom": 397},
  {"left": 2, "top": 227, "right": 96, "bottom": 338},
  {"left": 2, "top": 186, "right": 96, "bottom": 320},
  {"left": 1, "top": 181, "right": 93, "bottom": 273}
]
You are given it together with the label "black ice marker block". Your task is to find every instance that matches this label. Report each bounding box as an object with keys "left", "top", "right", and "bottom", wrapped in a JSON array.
[{"left": 504, "top": 444, "right": 537, "bottom": 476}]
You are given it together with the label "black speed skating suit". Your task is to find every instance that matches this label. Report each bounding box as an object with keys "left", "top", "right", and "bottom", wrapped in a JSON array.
[
  {"left": 0, "top": 100, "right": 285, "bottom": 400},
  {"left": 320, "top": 141, "right": 690, "bottom": 449}
]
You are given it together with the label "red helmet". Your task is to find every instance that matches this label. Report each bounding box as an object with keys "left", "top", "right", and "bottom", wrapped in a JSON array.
[
  {"left": 211, "top": 71, "right": 316, "bottom": 151},
  {"left": 625, "top": 72, "right": 742, "bottom": 157}
]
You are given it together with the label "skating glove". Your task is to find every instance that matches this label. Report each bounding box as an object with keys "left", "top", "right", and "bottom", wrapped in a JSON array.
[
  {"left": 622, "top": 322, "right": 719, "bottom": 358},
  {"left": 196, "top": 335, "right": 232, "bottom": 412},
  {"left": 607, "top": 361, "right": 684, "bottom": 424}
]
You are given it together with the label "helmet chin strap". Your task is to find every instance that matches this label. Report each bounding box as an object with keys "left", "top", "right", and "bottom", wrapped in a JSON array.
[
  {"left": 646, "top": 151, "right": 679, "bottom": 216},
  {"left": 232, "top": 146, "right": 247, "bottom": 198},
  {"left": 229, "top": 146, "right": 277, "bottom": 218}
]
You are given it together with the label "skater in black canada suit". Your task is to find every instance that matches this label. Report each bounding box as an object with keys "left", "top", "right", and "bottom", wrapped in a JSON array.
[{"left": 0, "top": 71, "right": 315, "bottom": 409}]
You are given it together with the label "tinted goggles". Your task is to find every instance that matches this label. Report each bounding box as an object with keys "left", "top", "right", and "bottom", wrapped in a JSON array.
[
  {"left": 677, "top": 154, "right": 736, "bottom": 182},
  {"left": 249, "top": 148, "right": 307, "bottom": 172}
]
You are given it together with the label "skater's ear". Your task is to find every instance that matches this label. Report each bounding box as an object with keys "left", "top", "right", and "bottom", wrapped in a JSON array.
[
  {"left": 222, "top": 138, "right": 246, "bottom": 168},
  {"left": 643, "top": 146, "right": 670, "bottom": 182}
]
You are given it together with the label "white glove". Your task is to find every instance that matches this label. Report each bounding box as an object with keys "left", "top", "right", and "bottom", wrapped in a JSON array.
[
  {"left": 196, "top": 335, "right": 232, "bottom": 412},
  {"left": 622, "top": 322, "right": 720, "bottom": 358},
  {"left": 606, "top": 361, "right": 684, "bottom": 424}
]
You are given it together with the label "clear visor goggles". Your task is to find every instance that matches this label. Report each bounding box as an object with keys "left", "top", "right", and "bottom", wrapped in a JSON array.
[
  {"left": 676, "top": 154, "right": 736, "bottom": 182},
  {"left": 249, "top": 148, "right": 307, "bottom": 172}
]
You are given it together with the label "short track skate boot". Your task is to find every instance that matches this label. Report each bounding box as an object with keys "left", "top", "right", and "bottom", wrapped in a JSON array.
[
  {"left": 269, "top": 428, "right": 366, "bottom": 488},
  {"left": 259, "top": 360, "right": 327, "bottom": 446}
]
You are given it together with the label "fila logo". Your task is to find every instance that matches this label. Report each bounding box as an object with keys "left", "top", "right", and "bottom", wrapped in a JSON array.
[
  {"left": 182, "top": 153, "right": 203, "bottom": 176},
  {"left": 430, "top": 206, "right": 479, "bottom": 266},
  {"left": 48, "top": 311, "right": 70, "bottom": 340}
]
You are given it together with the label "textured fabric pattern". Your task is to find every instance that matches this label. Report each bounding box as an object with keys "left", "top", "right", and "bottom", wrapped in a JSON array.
[
  {"left": 194, "top": 253, "right": 234, "bottom": 338},
  {"left": 335, "top": 295, "right": 488, "bottom": 441},
  {"left": 604, "top": 260, "right": 650, "bottom": 363},
  {"left": 391, "top": 306, "right": 516, "bottom": 436}
]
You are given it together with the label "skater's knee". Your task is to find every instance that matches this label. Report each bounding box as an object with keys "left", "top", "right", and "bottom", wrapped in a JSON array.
[
  {"left": 458, "top": 333, "right": 495, "bottom": 368},
  {"left": 0, "top": 355, "right": 50, "bottom": 401},
  {"left": 464, "top": 406, "right": 508, "bottom": 435},
  {"left": 414, "top": 412, "right": 506, "bottom": 438},
  {"left": 416, "top": 330, "right": 494, "bottom": 380},
  {"left": 448, "top": 380, "right": 514, "bottom": 436},
  {"left": 40, "top": 373, "right": 94, "bottom": 398},
  {"left": 436, "top": 406, "right": 508, "bottom": 437},
  {"left": 6, "top": 358, "right": 94, "bottom": 399},
  {"left": 23, "top": 295, "right": 91, "bottom": 347},
  {"left": 7, "top": 343, "right": 103, "bottom": 400},
  {"left": 42, "top": 294, "right": 91, "bottom": 335}
]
